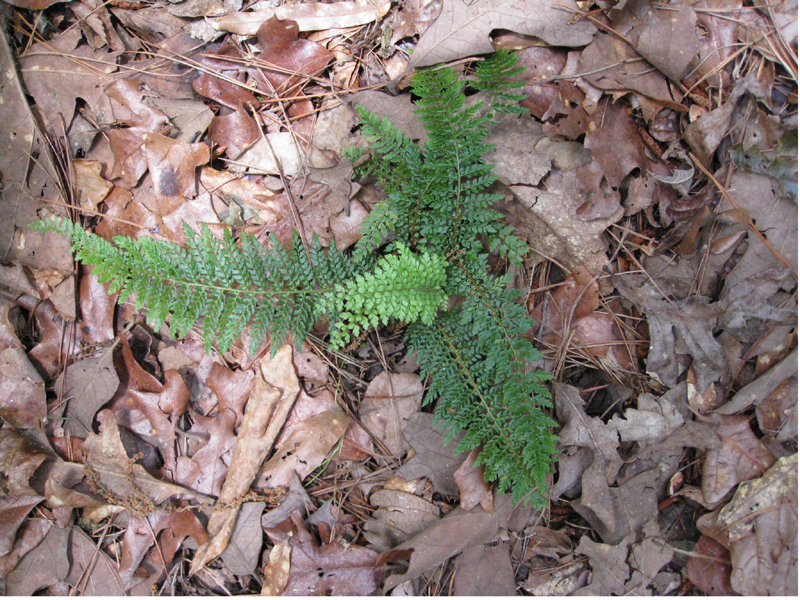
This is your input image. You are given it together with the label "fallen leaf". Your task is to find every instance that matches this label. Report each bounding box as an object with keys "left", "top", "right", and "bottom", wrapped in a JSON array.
[
  {"left": 614, "top": 273, "right": 729, "bottom": 392},
  {"left": 395, "top": 412, "right": 468, "bottom": 497},
  {"left": 5, "top": 522, "right": 69, "bottom": 595},
  {"left": 453, "top": 542, "right": 516, "bottom": 596},
  {"left": 280, "top": 510, "right": 381, "bottom": 595},
  {"left": 702, "top": 414, "right": 776, "bottom": 506},
  {"left": 0, "top": 496, "right": 44, "bottom": 557},
  {"left": 574, "top": 534, "right": 630, "bottom": 595},
  {"left": 208, "top": 104, "right": 260, "bottom": 159},
  {"left": 56, "top": 352, "right": 120, "bottom": 437},
  {"left": 257, "top": 410, "right": 351, "bottom": 489},
  {"left": 64, "top": 526, "right": 126, "bottom": 595},
  {"left": 407, "top": 0, "right": 595, "bottom": 69},
  {"left": 220, "top": 501, "right": 265, "bottom": 576},
  {"left": 73, "top": 159, "right": 113, "bottom": 212},
  {"left": 454, "top": 448, "right": 493, "bottom": 512},
  {"left": 362, "top": 489, "right": 440, "bottom": 551},
  {"left": 142, "top": 133, "right": 211, "bottom": 214},
  {"left": 717, "top": 347, "right": 797, "bottom": 415},
  {"left": 0, "top": 429, "right": 51, "bottom": 497},
  {"left": 0, "top": 347, "right": 47, "bottom": 428},
  {"left": 523, "top": 560, "right": 589, "bottom": 595},
  {"left": 84, "top": 410, "right": 207, "bottom": 507},
  {"left": 189, "top": 345, "right": 299, "bottom": 575},
  {"left": 212, "top": 1, "right": 392, "bottom": 34},
  {"left": 686, "top": 535, "right": 736, "bottom": 595},
  {"left": 262, "top": 537, "right": 292, "bottom": 595},
  {"left": 756, "top": 375, "right": 798, "bottom": 442},
  {"left": 383, "top": 492, "right": 514, "bottom": 590},
  {"left": 360, "top": 372, "right": 423, "bottom": 456},
  {"left": 0, "top": 518, "right": 52, "bottom": 583},
  {"left": 718, "top": 453, "right": 797, "bottom": 595}
]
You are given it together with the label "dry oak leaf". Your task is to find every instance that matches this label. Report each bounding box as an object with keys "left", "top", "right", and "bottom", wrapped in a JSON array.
[
  {"left": 407, "top": 0, "right": 595, "bottom": 69},
  {"left": 280, "top": 510, "right": 382, "bottom": 595},
  {"left": 454, "top": 447, "right": 493, "bottom": 512},
  {"left": 0, "top": 429, "right": 51, "bottom": 497},
  {"left": 0, "top": 347, "right": 47, "bottom": 429},
  {"left": 84, "top": 410, "right": 209, "bottom": 506},
  {"left": 362, "top": 488, "right": 440, "bottom": 552},
  {"left": 0, "top": 496, "right": 44, "bottom": 558},
  {"left": 55, "top": 352, "right": 119, "bottom": 438},
  {"left": 189, "top": 345, "right": 299, "bottom": 576},
  {"left": 4, "top": 521, "right": 69, "bottom": 596},
  {"left": 686, "top": 535, "right": 737, "bottom": 595},
  {"left": 383, "top": 491, "right": 515, "bottom": 590}
]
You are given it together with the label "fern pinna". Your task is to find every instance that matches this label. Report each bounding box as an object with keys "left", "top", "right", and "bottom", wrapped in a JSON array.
[{"left": 36, "top": 50, "right": 556, "bottom": 506}]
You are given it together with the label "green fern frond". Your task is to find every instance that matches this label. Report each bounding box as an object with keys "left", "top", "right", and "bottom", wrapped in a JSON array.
[{"left": 322, "top": 244, "right": 447, "bottom": 350}]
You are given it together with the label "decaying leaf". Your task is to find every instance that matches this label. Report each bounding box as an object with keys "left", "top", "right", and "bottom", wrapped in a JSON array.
[
  {"left": 454, "top": 448, "right": 493, "bottom": 512},
  {"left": 55, "top": 352, "right": 119, "bottom": 437},
  {"left": 395, "top": 412, "right": 467, "bottom": 497},
  {"left": 220, "top": 501, "right": 265, "bottom": 576},
  {"left": 189, "top": 345, "right": 299, "bottom": 575},
  {"left": 278, "top": 510, "right": 381, "bottom": 595},
  {"left": 0, "top": 347, "right": 47, "bottom": 429},
  {"left": 407, "top": 0, "right": 595, "bottom": 69},
  {"left": 701, "top": 414, "right": 776, "bottom": 506},
  {"left": 453, "top": 542, "right": 516, "bottom": 596},
  {"left": 362, "top": 488, "right": 440, "bottom": 551},
  {"left": 5, "top": 522, "right": 70, "bottom": 595},
  {"left": 360, "top": 372, "right": 423, "bottom": 456},
  {"left": 383, "top": 492, "right": 514, "bottom": 590},
  {"left": 686, "top": 535, "right": 736, "bottom": 595}
]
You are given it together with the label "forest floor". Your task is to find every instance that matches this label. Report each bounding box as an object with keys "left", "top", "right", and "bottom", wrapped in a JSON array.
[{"left": 0, "top": 0, "right": 797, "bottom": 595}]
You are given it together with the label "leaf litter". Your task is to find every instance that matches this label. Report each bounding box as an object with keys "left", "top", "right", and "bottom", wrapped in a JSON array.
[{"left": 0, "top": 0, "right": 796, "bottom": 594}]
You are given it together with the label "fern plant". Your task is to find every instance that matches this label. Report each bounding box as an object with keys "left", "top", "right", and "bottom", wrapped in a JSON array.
[{"left": 35, "top": 50, "right": 557, "bottom": 506}]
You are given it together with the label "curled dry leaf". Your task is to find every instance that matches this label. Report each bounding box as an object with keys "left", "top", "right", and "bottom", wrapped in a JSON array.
[
  {"left": 189, "top": 345, "right": 299, "bottom": 576},
  {"left": 208, "top": 104, "right": 260, "bottom": 159},
  {"left": 454, "top": 448, "right": 493, "bottom": 512}
]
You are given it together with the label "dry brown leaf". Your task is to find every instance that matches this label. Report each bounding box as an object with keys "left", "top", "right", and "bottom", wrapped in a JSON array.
[
  {"left": 64, "top": 526, "right": 126, "bottom": 595},
  {"left": 0, "top": 347, "right": 47, "bottom": 429},
  {"left": 0, "top": 429, "right": 51, "bottom": 497},
  {"left": 189, "top": 345, "right": 299, "bottom": 575},
  {"left": 383, "top": 492, "right": 514, "bottom": 590},
  {"left": 56, "top": 352, "right": 119, "bottom": 438},
  {"left": 262, "top": 537, "right": 292, "bottom": 595},
  {"left": 148, "top": 96, "right": 214, "bottom": 144},
  {"left": 4, "top": 521, "right": 69, "bottom": 595},
  {"left": 360, "top": 372, "right": 423, "bottom": 456},
  {"left": 279, "top": 510, "right": 381, "bottom": 595},
  {"left": 453, "top": 448, "right": 493, "bottom": 512},
  {"left": 85, "top": 410, "right": 207, "bottom": 506},
  {"left": 212, "top": 1, "right": 392, "bottom": 34},
  {"left": 0, "top": 519, "right": 52, "bottom": 584},
  {"left": 686, "top": 535, "right": 736, "bottom": 595},
  {"left": 701, "top": 414, "right": 776, "bottom": 506},
  {"left": 453, "top": 542, "right": 516, "bottom": 596},
  {"left": 220, "top": 501, "right": 265, "bottom": 576},
  {"left": 192, "top": 45, "right": 257, "bottom": 110},
  {"left": 756, "top": 375, "right": 797, "bottom": 442},
  {"left": 362, "top": 489, "right": 440, "bottom": 551},
  {"left": 0, "top": 496, "right": 44, "bottom": 558},
  {"left": 717, "top": 453, "right": 797, "bottom": 595},
  {"left": 208, "top": 104, "right": 260, "bottom": 159},
  {"left": 407, "top": 0, "right": 595, "bottom": 69},
  {"left": 73, "top": 159, "right": 113, "bottom": 212},
  {"left": 523, "top": 561, "right": 588, "bottom": 595},
  {"left": 142, "top": 133, "right": 211, "bottom": 213},
  {"left": 718, "top": 347, "right": 797, "bottom": 415},
  {"left": 395, "top": 412, "right": 467, "bottom": 497},
  {"left": 614, "top": 273, "right": 729, "bottom": 392},
  {"left": 257, "top": 410, "right": 351, "bottom": 489}
]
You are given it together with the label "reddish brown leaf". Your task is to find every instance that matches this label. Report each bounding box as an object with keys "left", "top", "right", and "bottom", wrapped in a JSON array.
[
  {"left": 281, "top": 510, "right": 381, "bottom": 595},
  {"left": 64, "top": 526, "right": 126, "bottom": 595},
  {"left": 454, "top": 448, "right": 493, "bottom": 512},
  {"left": 78, "top": 265, "right": 117, "bottom": 345},
  {"left": 686, "top": 535, "right": 736, "bottom": 595},
  {"left": 0, "top": 496, "right": 44, "bottom": 557},
  {"left": 0, "top": 347, "right": 47, "bottom": 428},
  {"left": 5, "top": 520, "right": 69, "bottom": 595},
  {"left": 208, "top": 104, "right": 260, "bottom": 159},
  {"left": 141, "top": 133, "right": 211, "bottom": 213},
  {"left": 702, "top": 414, "right": 776, "bottom": 506},
  {"left": 254, "top": 17, "right": 333, "bottom": 95},
  {"left": 206, "top": 362, "right": 254, "bottom": 428}
]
